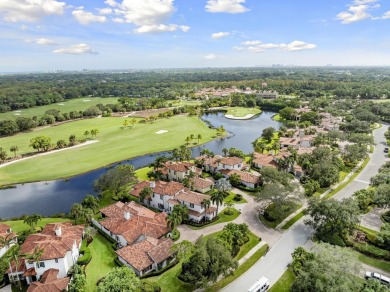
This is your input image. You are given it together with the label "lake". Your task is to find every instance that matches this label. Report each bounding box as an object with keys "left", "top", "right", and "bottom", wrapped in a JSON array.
[{"left": 0, "top": 111, "right": 280, "bottom": 219}]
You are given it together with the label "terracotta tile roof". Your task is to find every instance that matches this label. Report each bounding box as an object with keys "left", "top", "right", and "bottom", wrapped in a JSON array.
[
  {"left": 164, "top": 161, "right": 194, "bottom": 172},
  {"left": 220, "top": 156, "right": 244, "bottom": 166},
  {"left": 39, "top": 268, "right": 58, "bottom": 283},
  {"left": 297, "top": 147, "right": 315, "bottom": 155},
  {"left": 167, "top": 199, "right": 180, "bottom": 205},
  {"left": 7, "top": 259, "right": 26, "bottom": 273},
  {"left": 253, "top": 153, "right": 278, "bottom": 168},
  {"left": 100, "top": 201, "right": 170, "bottom": 245},
  {"left": 0, "top": 223, "right": 16, "bottom": 248},
  {"left": 294, "top": 165, "right": 304, "bottom": 172},
  {"left": 175, "top": 190, "right": 210, "bottom": 206},
  {"left": 23, "top": 268, "right": 37, "bottom": 277},
  {"left": 192, "top": 177, "right": 213, "bottom": 189},
  {"left": 195, "top": 155, "right": 221, "bottom": 168},
  {"left": 27, "top": 273, "right": 70, "bottom": 292},
  {"left": 205, "top": 207, "right": 217, "bottom": 215},
  {"left": 280, "top": 137, "right": 300, "bottom": 145},
  {"left": 19, "top": 223, "right": 84, "bottom": 261},
  {"left": 116, "top": 237, "right": 174, "bottom": 272},
  {"left": 188, "top": 209, "right": 203, "bottom": 217},
  {"left": 221, "top": 169, "right": 261, "bottom": 184},
  {"left": 130, "top": 181, "right": 185, "bottom": 198},
  {"left": 147, "top": 238, "right": 174, "bottom": 264}
]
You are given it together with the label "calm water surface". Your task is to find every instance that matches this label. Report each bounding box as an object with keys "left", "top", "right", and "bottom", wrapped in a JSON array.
[{"left": 0, "top": 111, "right": 280, "bottom": 219}]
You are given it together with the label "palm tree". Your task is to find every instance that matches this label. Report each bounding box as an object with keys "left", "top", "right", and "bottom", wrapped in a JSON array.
[
  {"left": 84, "top": 130, "right": 90, "bottom": 139},
  {"left": 222, "top": 148, "right": 228, "bottom": 157},
  {"left": 139, "top": 187, "right": 153, "bottom": 205},
  {"left": 224, "top": 200, "right": 236, "bottom": 214},
  {"left": 90, "top": 129, "right": 99, "bottom": 138},
  {"left": 0, "top": 233, "right": 15, "bottom": 252},
  {"left": 7, "top": 245, "right": 22, "bottom": 289},
  {"left": 69, "top": 134, "right": 76, "bottom": 144},
  {"left": 83, "top": 226, "right": 97, "bottom": 246},
  {"left": 185, "top": 136, "right": 191, "bottom": 146},
  {"left": 190, "top": 134, "right": 195, "bottom": 143},
  {"left": 10, "top": 146, "right": 18, "bottom": 158},
  {"left": 22, "top": 246, "right": 44, "bottom": 266},
  {"left": 167, "top": 212, "right": 181, "bottom": 230},
  {"left": 23, "top": 214, "right": 42, "bottom": 229},
  {"left": 202, "top": 199, "right": 211, "bottom": 210},
  {"left": 81, "top": 195, "right": 100, "bottom": 213},
  {"left": 123, "top": 119, "right": 129, "bottom": 128},
  {"left": 211, "top": 191, "right": 225, "bottom": 214},
  {"left": 257, "top": 142, "right": 266, "bottom": 154},
  {"left": 197, "top": 134, "right": 202, "bottom": 144}
]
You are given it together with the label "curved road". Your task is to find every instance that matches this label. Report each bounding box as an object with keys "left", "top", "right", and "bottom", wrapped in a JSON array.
[{"left": 222, "top": 124, "right": 388, "bottom": 292}]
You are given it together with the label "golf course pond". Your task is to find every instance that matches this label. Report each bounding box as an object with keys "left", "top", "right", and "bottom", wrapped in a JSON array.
[{"left": 0, "top": 111, "right": 280, "bottom": 219}]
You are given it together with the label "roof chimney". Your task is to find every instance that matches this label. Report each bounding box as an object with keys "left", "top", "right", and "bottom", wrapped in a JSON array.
[
  {"left": 124, "top": 211, "right": 131, "bottom": 220},
  {"left": 55, "top": 226, "right": 62, "bottom": 237}
]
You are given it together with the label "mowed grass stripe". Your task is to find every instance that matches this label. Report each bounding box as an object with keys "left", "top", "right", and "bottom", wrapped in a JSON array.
[
  {"left": 0, "top": 115, "right": 216, "bottom": 185},
  {"left": 0, "top": 97, "right": 120, "bottom": 121}
]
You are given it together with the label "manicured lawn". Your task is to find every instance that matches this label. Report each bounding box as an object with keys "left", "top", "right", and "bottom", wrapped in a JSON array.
[
  {"left": 281, "top": 211, "right": 304, "bottom": 230},
  {"left": 3, "top": 217, "right": 70, "bottom": 233},
  {"left": 187, "top": 208, "right": 240, "bottom": 230},
  {"left": 85, "top": 233, "right": 118, "bottom": 291},
  {"left": 269, "top": 267, "right": 296, "bottom": 292},
  {"left": 356, "top": 252, "right": 390, "bottom": 273},
  {"left": 146, "top": 261, "right": 194, "bottom": 292},
  {"left": 206, "top": 244, "right": 269, "bottom": 292},
  {"left": 135, "top": 166, "right": 153, "bottom": 181},
  {"left": 224, "top": 107, "right": 261, "bottom": 118},
  {"left": 235, "top": 231, "right": 261, "bottom": 261},
  {"left": 0, "top": 97, "right": 119, "bottom": 121},
  {"left": 223, "top": 191, "right": 247, "bottom": 204},
  {"left": 0, "top": 115, "right": 216, "bottom": 185},
  {"left": 259, "top": 203, "right": 302, "bottom": 229}
]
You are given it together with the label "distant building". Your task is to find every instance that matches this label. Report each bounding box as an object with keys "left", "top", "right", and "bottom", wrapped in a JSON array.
[{"left": 258, "top": 91, "right": 279, "bottom": 99}]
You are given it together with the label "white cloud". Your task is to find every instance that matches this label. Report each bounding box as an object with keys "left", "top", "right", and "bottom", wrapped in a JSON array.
[
  {"left": 26, "top": 38, "right": 58, "bottom": 46},
  {"left": 241, "top": 40, "right": 261, "bottom": 45},
  {"left": 204, "top": 53, "right": 217, "bottom": 60},
  {"left": 206, "top": 0, "right": 249, "bottom": 14},
  {"left": 97, "top": 7, "right": 113, "bottom": 15},
  {"left": 134, "top": 24, "right": 190, "bottom": 34},
  {"left": 72, "top": 9, "right": 107, "bottom": 25},
  {"left": 211, "top": 32, "right": 230, "bottom": 39},
  {"left": 336, "top": 0, "right": 379, "bottom": 24},
  {"left": 53, "top": 43, "right": 98, "bottom": 55},
  {"left": 239, "top": 40, "right": 317, "bottom": 52},
  {"left": 0, "top": 0, "right": 66, "bottom": 22},
  {"left": 382, "top": 11, "right": 390, "bottom": 19}
]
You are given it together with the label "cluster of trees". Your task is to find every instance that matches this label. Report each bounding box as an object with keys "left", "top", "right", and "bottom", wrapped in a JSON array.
[
  {"left": 70, "top": 195, "right": 100, "bottom": 224},
  {"left": 256, "top": 167, "right": 301, "bottom": 222},
  {"left": 0, "top": 107, "right": 103, "bottom": 137},
  {"left": 369, "top": 161, "right": 390, "bottom": 209},
  {"left": 185, "top": 133, "right": 203, "bottom": 145}
]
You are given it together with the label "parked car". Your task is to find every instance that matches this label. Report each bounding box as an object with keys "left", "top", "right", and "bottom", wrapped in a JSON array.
[
  {"left": 384, "top": 147, "right": 389, "bottom": 153},
  {"left": 248, "top": 276, "right": 270, "bottom": 292},
  {"left": 365, "top": 272, "right": 390, "bottom": 286}
]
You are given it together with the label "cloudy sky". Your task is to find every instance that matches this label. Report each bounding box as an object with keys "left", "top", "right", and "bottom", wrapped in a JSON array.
[{"left": 0, "top": 0, "right": 389, "bottom": 71}]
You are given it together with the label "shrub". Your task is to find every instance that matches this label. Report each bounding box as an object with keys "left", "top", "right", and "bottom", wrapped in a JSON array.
[
  {"left": 141, "top": 281, "right": 161, "bottom": 292},
  {"left": 77, "top": 249, "right": 91, "bottom": 265},
  {"left": 170, "top": 229, "right": 180, "bottom": 241},
  {"left": 353, "top": 242, "right": 390, "bottom": 260},
  {"left": 233, "top": 194, "right": 243, "bottom": 201},
  {"left": 382, "top": 210, "right": 390, "bottom": 223},
  {"left": 224, "top": 209, "right": 234, "bottom": 215},
  {"left": 114, "top": 257, "right": 124, "bottom": 267},
  {"left": 319, "top": 233, "right": 346, "bottom": 247}
]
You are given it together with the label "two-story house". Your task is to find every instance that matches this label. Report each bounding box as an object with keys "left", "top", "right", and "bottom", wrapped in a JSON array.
[
  {"left": 27, "top": 269, "right": 70, "bottom": 292},
  {"left": 217, "top": 156, "right": 244, "bottom": 171},
  {"left": 220, "top": 169, "right": 261, "bottom": 188},
  {"left": 162, "top": 162, "right": 199, "bottom": 181},
  {"left": 0, "top": 223, "right": 17, "bottom": 258},
  {"left": 7, "top": 223, "right": 84, "bottom": 286},
  {"left": 130, "top": 181, "right": 217, "bottom": 222}
]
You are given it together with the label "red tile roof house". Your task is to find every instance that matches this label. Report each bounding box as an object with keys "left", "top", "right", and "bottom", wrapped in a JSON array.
[
  {"left": 195, "top": 155, "right": 222, "bottom": 173},
  {"left": 92, "top": 201, "right": 176, "bottom": 277},
  {"left": 217, "top": 156, "right": 245, "bottom": 171},
  {"left": 0, "top": 223, "right": 17, "bottom": 258},
  {"left": 27, "top": 268, "right": 70, "bottom": 292},
  {"left": 7, "top": 222, "right": 84, "bottom": 286},
  {"left": 220, "top": 169, "right": 262, "bottom": 189},
  {"left": 191, "top": 177, "right": 214, "bottom": 193},
  {"left": 130, "top": 181, "right": 217, "bottom": 223},
  {"left": 161, "top": 161, "right": 199, "bottom": 182}
]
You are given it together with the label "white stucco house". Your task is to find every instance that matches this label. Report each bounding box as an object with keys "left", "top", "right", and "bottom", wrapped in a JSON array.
[{"left": 0, "top": 223, "right": 17, "bottom": 258}]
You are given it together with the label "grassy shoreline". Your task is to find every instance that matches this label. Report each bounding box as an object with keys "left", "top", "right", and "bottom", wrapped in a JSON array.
[{"left": 0, "top": 115, "right": 217, "bottom": 186}]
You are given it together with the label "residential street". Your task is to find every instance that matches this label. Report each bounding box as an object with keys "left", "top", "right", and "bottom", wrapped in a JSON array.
[{"left": 222, "top": 124, "right": 388, "bottom": 292}]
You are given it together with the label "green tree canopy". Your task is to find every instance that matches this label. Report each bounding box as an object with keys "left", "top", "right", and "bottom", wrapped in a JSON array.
[{"left": 97, "top": 267, "right": 140, "bottom": 292}]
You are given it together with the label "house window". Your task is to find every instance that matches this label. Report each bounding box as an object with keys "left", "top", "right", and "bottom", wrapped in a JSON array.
[
  {"left": 55, "top": 259, "right": 58, "bottom": 263},
  {"left": 36, "top": 262, "right": 45, "bottom": 268},
  {"left": 160, "top": 195, "right": 163, "bottom": 200},
  {"left": 158, "top": 203, "right": 164, "bottom": 209},
  {"left": 190, "top": 203, "right": 194, "bottom": 208}
]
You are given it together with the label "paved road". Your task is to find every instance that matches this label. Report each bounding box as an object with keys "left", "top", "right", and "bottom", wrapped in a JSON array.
[{"left": 222, "top": 124, "right": 388, "bottom": 292}]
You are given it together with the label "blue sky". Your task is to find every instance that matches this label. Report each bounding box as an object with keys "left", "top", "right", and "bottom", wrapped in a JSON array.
[{"left": 0, "top": 0, "right": 389, "bottom": 71}]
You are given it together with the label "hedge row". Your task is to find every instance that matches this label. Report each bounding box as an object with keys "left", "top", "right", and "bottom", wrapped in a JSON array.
[{"left": 77, "top": 240, "right": 92, "bottom": 265}]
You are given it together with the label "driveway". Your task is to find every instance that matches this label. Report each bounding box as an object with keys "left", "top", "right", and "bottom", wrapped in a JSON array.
[
  {"left": 360, "top": 207, "right": 385, "bottom": 232},
  {"left": 177, "top": 188, "right": 282, "bottom": 246},
  {"left": 222, "top": 124, "right": 388, "bottom": 291}
]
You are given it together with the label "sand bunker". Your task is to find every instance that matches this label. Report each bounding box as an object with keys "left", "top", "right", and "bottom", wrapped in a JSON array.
[
  {"left": 83, "top": 99, "right": 91, "bottom": 102},
  {"left": 58, "top": 103, "right": 65, "bottom": 105},
  {"left": 155, "top": 130, "right": 168, "bottom": 134},
  {"left": 14, "top": 113, "right": 21, "bottom": 115},
  {"left": 14, "top": 110, "right": 22, "bottom": 113}
]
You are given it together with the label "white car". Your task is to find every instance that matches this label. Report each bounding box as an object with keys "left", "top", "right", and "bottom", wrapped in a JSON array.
[
  {"left": 365, "top": 271, "right": 390, "bottom": 286},
  {"left": 247, "top": 276, "right": 270, "bottom": 292}
]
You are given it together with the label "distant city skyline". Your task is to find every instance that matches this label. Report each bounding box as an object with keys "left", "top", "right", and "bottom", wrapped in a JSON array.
[{"left": 0, "top": 0, "right": 389, "bottom": 72}]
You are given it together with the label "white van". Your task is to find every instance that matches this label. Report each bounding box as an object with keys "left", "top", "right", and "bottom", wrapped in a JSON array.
[
  {"left": 365, "top": 272, "right": 390, "bottom": 286},
  {"left": 248, "top": 276, "right": 270, "bottom": 292}
]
